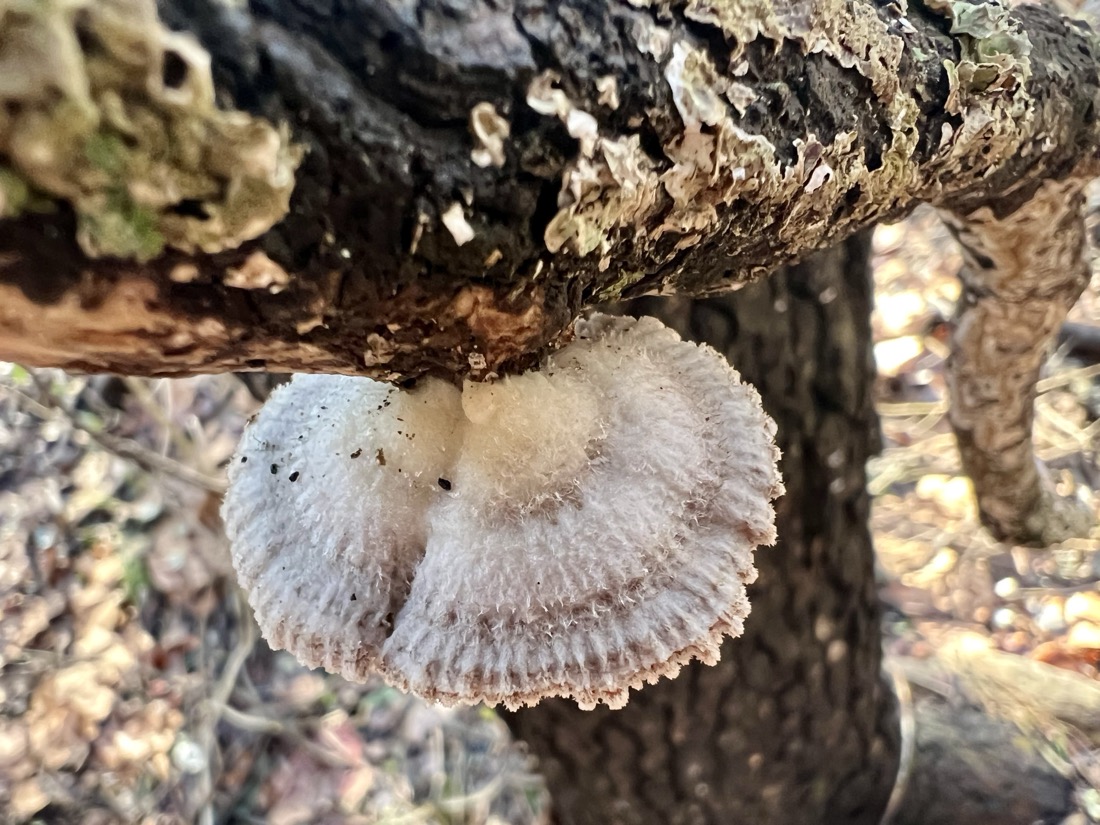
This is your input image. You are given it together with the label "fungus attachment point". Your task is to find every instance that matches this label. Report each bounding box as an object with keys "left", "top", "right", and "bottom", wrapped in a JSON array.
[{"left": 223, "top": 314, "right": 783, "bottom": 710}]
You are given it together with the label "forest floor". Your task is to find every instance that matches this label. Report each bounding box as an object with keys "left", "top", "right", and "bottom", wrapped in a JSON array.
[
  {"left": 0, "top": 205, "right": 1098, "bottom": 824},
  {"left": 871, "top": 205, "right": 1100, "bottom": 824}
]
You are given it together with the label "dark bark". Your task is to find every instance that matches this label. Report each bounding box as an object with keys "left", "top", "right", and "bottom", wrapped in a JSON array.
[
  {"left": 503, "top": 233, "right": 901, "bottom": 825},
  {"left": 1, "top": 0, "right": 1099, "bottom": 379}
]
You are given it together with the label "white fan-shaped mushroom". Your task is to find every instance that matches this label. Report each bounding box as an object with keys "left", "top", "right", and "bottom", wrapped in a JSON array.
[{"left": 223, "top": 313, "right": 783, "bottom": 710}]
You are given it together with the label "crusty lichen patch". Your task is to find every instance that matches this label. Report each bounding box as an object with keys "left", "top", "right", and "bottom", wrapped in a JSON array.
[
  {"left": 534, "top": 0, "right": 1036, "bottom": 286},
  {"left": 532, "top": 70, "right": 661, "bottom": 264},
  {"left": 0, "top": 0, "right": 301, "bottom": 261},
  {"left": 535, "top": 0, "right": 913, "bottom": 273},
  {"left": 469, "top": 102, "right": 510, "bottom": 168},
  {"left": 929, "top": 0, "right": 1032, "bottom": 106}
]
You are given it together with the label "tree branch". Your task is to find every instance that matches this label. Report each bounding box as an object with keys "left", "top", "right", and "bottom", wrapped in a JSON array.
[
  {"left": 942, "top": 176, "right": 1094, "bottom": 545},
  {"left": 1, "top": 0, "right": 1098, "bottom": 380}
]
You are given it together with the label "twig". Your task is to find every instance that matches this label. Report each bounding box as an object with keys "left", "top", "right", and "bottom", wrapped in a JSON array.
[
  {"left": 194, "top": 591, "right": 258, "bottom": 825},
  {"left": 1036, "top": 362, "right": 1100, "bottom": 394},
  {"left": 877, "top": 400, "right": 949, "bottom": 417},
  {"left": 89, "top": 426, "right": 226, "bottom": 494},
  {"left": 1058, "top": 321, "right": 1100, "bottom": 362},
  {"left": 435, "top": 772, "right": 505, "bottom": 817},
  {"left": 207, "top": 594, "right": 257, "bottom": 712},
  {"left": 215, "top": 703, "right": 285, "bottom": 736},
  {"left": 880, "top": 657, "right": 916, "bottom": 825},
  {"left": 1036, "top": 396, "right": 1090, "bottom": 444},
  {"left": 376, "top": 805, "right": 441, "bottom": 825},
  {"left": 121, "top": 375, "right": 193, "bottom": 457}
]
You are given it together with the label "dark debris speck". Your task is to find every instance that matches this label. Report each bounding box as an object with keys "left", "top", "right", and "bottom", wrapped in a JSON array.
[
  {"left": 350, "top": 448, "right": 363, "bottom": 459},
  {"left": 437, "top": 478, "right": 452, "bottom": 491},
  {"left": 270, "top": 464, "right": 278, "bottom": 475},
  {"left": 289, "top": 471, "right": 300, "bottom": 482}
]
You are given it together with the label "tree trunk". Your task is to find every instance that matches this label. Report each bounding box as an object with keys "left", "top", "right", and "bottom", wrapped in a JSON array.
[{"left": 503, "top": 232, "right": 901, "bottom": 825}]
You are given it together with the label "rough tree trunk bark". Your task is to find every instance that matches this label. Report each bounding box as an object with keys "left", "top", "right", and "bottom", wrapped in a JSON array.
[
  {"left": 503, "top": 233, "right": 901, "bottom": 825},
  {"left": 941, "top": 178, "right": 1094, "bottom": 545}
]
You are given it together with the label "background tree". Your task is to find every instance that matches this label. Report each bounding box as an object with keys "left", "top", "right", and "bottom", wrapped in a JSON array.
[{"left": 502, "top": 237, "right": 902, "bottom": 825}]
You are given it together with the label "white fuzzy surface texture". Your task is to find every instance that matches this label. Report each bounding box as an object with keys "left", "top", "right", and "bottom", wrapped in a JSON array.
[{"left": 222, "top": 314, "right": 783, "bottom": 710}]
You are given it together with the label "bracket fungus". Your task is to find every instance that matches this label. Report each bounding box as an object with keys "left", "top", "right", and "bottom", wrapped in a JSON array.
[{"left": 223, "top": 314, "right": 783, "bottom": 710}]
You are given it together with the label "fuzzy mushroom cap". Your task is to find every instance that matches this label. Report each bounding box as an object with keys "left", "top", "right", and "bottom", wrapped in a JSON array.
[{"left": 223, "top": 314, "right": 783, "bottom": 710}]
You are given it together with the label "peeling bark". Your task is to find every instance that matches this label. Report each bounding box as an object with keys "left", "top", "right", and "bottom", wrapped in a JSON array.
[{"left": 942, "top": 176, "right": 1094, "bottom": 545}]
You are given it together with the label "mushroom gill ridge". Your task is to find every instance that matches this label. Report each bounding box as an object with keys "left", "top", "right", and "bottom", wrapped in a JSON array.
[{"left": 222, "top": 313, "right": 784, "bottom": 710}]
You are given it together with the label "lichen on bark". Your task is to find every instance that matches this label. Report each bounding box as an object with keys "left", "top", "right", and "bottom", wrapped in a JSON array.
[
  {"left": 531, "top": 0, "right": 1061, "bottom": 302},
  {"left": 538, "top": 0, "right": 921, "bottom": 282},
  {"left": 0, "top": 0, "right": 301, "bottom": 261}
]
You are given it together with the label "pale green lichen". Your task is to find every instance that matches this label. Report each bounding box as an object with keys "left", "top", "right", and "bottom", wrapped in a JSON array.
[
  {"left": 922, "top": 0, "right": 1034, "bottom": 187},
  {"left": 0, "top": 0, "right": 301, "bottom": 261},
  {"left": 593, "top": 268, "right": 645, "bottom": 302},
  {"left": 926, "top": 0, "right": 1032, "bottom": 112}
]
